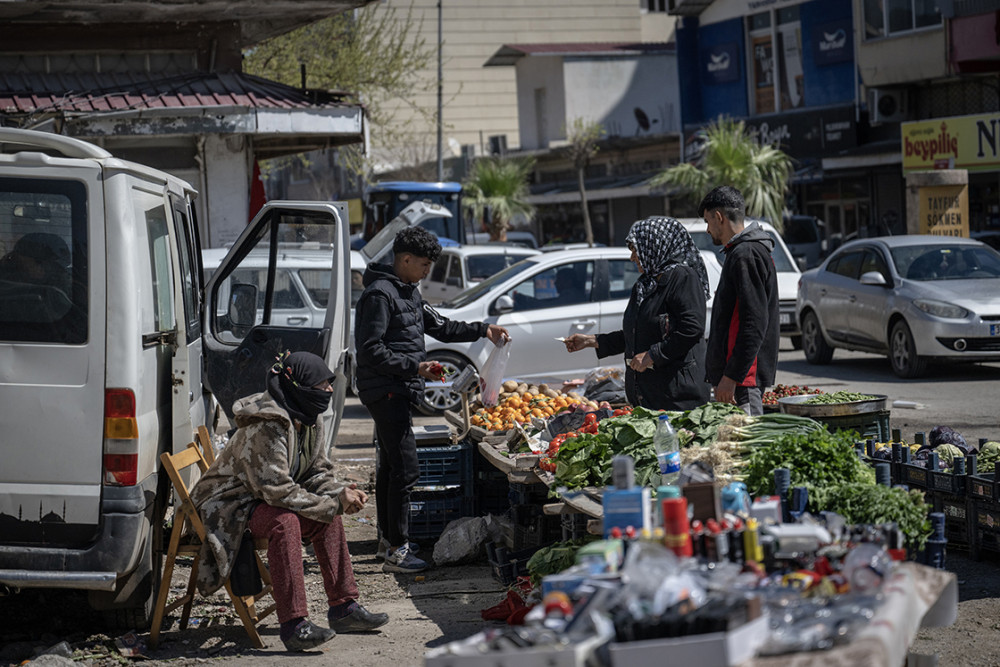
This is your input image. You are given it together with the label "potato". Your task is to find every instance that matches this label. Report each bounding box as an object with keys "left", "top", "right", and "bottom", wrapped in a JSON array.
[
  {"left": 526, "top": 385, "right": 539, "bottom": 395},
  {"left": 568, "top": 391, "right": 583, "bottom": 401},
  {"left": 543, "top": 388, "right": 559, "bottom": 398},
  {"left": 502, "top": 380, "right": 519, "bottom": 393},
  {"left": 538, "top": 383, "right": 549, "bottom": 393},
  {"left": 516, "top": 383, "right": 528, "bottom": 394}
]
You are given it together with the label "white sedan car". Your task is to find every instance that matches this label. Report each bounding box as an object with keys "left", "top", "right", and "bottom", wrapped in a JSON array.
[
  {"left": 419, "top": 247, "right": 721, "bottom": 413},
  {"left": 797, "top": 235, "right": 1000, "bottom": 377}
]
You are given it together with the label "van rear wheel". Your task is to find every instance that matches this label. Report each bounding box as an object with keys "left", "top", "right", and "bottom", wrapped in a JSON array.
[{"left": 90, "top": 473, "right": 168, "bottom": 630}]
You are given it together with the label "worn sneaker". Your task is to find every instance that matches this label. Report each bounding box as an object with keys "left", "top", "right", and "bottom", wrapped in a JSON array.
[
  {"left": 376, "top": 538, "right": 420, "bottom": 560},
  {"left": 282, "top": 619, "right": 336, "bottom": 652},
  {"left": 328, "top": 603, "right": 390, "bottom": 633},
  {"left": 382, "top": 543, "right": 429, "bottom": 573}
]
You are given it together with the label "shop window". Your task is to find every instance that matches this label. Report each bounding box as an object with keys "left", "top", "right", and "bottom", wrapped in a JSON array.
[
  {"left": 747, "top": 7, "right": 803, "bottom": 114},
  {"left": 864, "top": 0, "right": 941, "bottom": 39},
  {"left": 646, "top": 0, "right": 668, "bottom": 12}
]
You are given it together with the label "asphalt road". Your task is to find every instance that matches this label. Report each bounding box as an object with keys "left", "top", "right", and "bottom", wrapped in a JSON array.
[{"left": 771, "top": 339, "right": 1000, "bottom": 445}]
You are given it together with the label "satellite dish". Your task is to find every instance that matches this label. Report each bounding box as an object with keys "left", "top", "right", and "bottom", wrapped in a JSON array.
[{"left": 634, "top": 107, "right": 651, "bottom": 132}]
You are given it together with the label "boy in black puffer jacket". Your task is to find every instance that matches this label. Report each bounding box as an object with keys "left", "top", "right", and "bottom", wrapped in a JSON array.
[{"left": 354, "top": 227, "right": 508, "bottom": 573}]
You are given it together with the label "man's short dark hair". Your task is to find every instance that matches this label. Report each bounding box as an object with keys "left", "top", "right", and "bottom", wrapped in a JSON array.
[
  {"left": 698, "top": 185, "right": 746, "bottom": 224},
  {"left": 393, "top": 226, "right": 441, "bottom": 262}
]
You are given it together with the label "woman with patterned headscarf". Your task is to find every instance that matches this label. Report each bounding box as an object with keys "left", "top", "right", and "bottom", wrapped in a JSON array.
[{"left": 564, "top": 217, "right": 711, "bottom": 410}]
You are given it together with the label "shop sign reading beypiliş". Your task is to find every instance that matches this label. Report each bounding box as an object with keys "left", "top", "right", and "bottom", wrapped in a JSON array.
[{"left": 903, "top": 113, "right": 1000, "bottom": 173}]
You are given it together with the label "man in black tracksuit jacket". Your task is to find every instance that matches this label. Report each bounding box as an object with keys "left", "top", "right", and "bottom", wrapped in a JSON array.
[
  {"left": 700, "top": 186, "right": 780, "bottom": 416},
  {"left": 354, "top": 226, "right": 507, "bottom": 573}
]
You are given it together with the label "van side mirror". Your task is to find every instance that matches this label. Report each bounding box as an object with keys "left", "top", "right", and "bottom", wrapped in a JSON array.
[
  {"left": 796, "top": 256, "right": 807, "bottom": 272},
  {"left": 491, "top": 294, "right": 514, "bottom": 315},
  {"left": 446, "top": 276, "right": 462, "bottom": 287},
  {"left": 229, "top": 283, "right": 258, "bottom": 327}
]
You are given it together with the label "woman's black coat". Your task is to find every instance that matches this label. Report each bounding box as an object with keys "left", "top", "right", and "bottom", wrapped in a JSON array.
[{"left": 594, "top": 264, "right": 709, "bottom": 411}]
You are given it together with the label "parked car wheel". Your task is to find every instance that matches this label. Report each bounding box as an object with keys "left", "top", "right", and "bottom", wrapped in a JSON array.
[
  {"left": 889, "top": 320, "right": 927, "bottom": 378},
  {"left": 416, "top": 352, "right": 469, "bottom": 415},
  {"left": 801, "top": 311, "right": 834, "bottom": 365}
]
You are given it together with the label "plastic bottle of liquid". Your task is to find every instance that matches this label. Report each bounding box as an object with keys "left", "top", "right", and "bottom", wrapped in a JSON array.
[{"left": 654, "top": 414, "right": 681, "bottom": 486}]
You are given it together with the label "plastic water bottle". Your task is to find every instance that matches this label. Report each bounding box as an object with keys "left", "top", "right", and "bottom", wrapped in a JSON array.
[{"left": 654, "top": 414, "right": 681, "bottom": 486}]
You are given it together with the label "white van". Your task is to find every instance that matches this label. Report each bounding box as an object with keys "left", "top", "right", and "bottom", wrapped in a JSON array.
[{"left": 0, "top": 128, "right": 353, "bottom": 628}]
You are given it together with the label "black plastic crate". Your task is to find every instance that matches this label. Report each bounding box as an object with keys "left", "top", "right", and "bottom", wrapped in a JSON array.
[
  {"left": 968, "top": 473, "right": 999, "bottom": 502},
  {"left": 929, "top": 469, "right": 967, "bottom": 496},
  {"left": 932, "top": 493, "right": 971, "bottom": 549},
  {"left": 416, "top": 441, "right": 472, "bottom": 487},
  {"left": 561, "top": 512, "right": 590, "bottom": 541},
  {"left": 900, "top": 462, "right": 931, "bottom": 490},
  {"left": 816, "top": 410, "right": 891, "bottom": 442},
  {"left": 486, "top": 542, "right": 538, "bottom": 587},
  {"left": 509, "top": 481, "right": 548, "bottom": 506},
  {"left": 515, "top": 514, "right": 561, "bottom": 551},
  {"left": 475, "top": 466, "right": 511, "bottom": 516},
  {"left": 407, "top": 488, "right": 475, "bottom": 542},
  {"left": 510, "top": 502, "right": 544, "bottom": 525}
]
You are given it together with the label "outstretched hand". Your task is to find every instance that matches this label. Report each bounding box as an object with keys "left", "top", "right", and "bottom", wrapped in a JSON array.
[
  {"left": 486, "top": 324, "right": 510, "bottom": 346},
  {"left": 340, "top": 483, "right": 367, "bottom": 514},
  {"left": 629, "top": 351, "right": 653, "bottom": 372},
  {"left": 563, "top": 333, "right": 597, "bottom": 353}
]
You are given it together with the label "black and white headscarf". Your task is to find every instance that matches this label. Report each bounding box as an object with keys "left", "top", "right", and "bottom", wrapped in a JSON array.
[{"left": 625, "top": 217, "right": 711, "bottom": 305}]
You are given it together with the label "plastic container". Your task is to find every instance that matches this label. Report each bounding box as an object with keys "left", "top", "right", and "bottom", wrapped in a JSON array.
[{"left": 654, "top": 414, "right": 680, "bottom": 486}]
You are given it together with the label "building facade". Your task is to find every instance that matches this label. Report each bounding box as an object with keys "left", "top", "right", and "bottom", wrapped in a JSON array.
[{"left": 0, "top": 1, "right": 370, "bottom": 247}]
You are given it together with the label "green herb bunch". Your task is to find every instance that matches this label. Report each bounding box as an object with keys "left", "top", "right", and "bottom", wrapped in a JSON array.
[
  {"left": 816, "top": 484, "right": 933, "bottom": 551},
  {"left": 743, "top": 429, "right": 875, "bottom": 498}
]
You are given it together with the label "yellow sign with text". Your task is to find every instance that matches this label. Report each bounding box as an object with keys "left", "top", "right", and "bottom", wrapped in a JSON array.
[
  {"left": 917, "top": 185, "right": 968, "bottom": 237},
  {"left": 902, "top": 113, "right": 1000, "bottom": 173}
]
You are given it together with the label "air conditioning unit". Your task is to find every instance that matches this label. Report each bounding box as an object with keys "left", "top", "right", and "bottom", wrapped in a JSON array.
[{"left": 867, "top": 88, "right": 909, "bottom": 125}]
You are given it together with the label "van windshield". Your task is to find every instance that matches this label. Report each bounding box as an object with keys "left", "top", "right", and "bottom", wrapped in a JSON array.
[{"left": 0, "top": 178, "right": 88, "bottom": 343}]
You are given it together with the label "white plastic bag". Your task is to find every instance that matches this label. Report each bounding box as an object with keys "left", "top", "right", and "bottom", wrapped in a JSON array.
[{"left": 478, "top": 338, "right": 511, "bottom": 407}]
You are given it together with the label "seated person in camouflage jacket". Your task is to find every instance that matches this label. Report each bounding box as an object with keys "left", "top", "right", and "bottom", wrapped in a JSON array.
[{"left": 190, "top": 351, "right": 388, "bottom": 652}]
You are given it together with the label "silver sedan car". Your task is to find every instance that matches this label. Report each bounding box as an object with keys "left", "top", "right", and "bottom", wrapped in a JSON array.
[{"left": 796, "top": 235, "right": 1000, "bottom": 377}]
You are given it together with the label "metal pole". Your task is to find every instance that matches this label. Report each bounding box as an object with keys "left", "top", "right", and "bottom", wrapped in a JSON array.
[{"left": 437, "top": 0, "right": 444, "bottom": 181}]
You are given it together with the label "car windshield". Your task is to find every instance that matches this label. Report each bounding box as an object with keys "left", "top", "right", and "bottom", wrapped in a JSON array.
[
  {"left": 466, "top": 253, "right": 534, "bottom": 281},
  {"left": 439, "top": 258, "right": 537, "bottom": 308},
  {"left": 891, "top": 244, "right": 1000, "bottom": 281},
  {"left": 690, "top": 229, "right": 796, "bottom": 272}
]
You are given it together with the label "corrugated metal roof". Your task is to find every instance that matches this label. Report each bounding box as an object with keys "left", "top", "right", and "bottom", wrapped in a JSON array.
[
  {"left": 486, "top": 42, "right": 675, "bottom": 67},
  {"left": 0, "top": 70, "right": 352, "bottom": 116}
]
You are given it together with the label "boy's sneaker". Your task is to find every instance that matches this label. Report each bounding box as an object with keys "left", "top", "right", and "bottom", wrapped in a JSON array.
[
  {"left": 382, "top": 543, "right": 429, "bottom": 573},
  {"left": 376, "top": 538, "right": 420, "bottom": 560}
]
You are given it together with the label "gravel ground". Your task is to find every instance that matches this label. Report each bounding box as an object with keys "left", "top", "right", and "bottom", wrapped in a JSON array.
[{"left": 0, "top": 458, "right": 506, "bottom": 667}]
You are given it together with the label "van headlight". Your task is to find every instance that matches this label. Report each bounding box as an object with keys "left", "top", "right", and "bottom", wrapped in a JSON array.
[{"left": 913, "top": 299, "right": 969, "bottom": 319}]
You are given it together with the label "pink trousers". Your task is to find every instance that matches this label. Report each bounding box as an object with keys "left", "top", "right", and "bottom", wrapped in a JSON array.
[{"left": 248, "top": 504, "right": 359, "bottom": 623}]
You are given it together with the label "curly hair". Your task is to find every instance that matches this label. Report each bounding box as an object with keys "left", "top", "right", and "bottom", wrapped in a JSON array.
[
  {"left": 393, "top": 226, "right": 442, "bottom": 261},
  {"left": 698, "top": 185, "right": 745, "bottom": 224}
]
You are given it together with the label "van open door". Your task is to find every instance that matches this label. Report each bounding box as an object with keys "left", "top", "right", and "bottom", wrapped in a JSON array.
[{"left": 202, "top": 202, "right": 351, "bottom": 450}]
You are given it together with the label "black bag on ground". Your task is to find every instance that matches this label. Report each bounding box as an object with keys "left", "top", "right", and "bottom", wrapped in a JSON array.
[{"left": 230, "top": 530, "right": 263, "bottom": 596}]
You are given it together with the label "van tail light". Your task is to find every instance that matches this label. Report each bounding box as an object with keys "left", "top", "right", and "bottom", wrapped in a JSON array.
[{"left": 103, "top": 388, "right": 139, "bottom": 486}]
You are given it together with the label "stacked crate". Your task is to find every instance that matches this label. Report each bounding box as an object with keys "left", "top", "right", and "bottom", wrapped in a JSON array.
[
  {"left": 504, "top": 481, "right": 561, "bottom": 552},
  {"left": 376, "top": 425, "right": 475, "bottom": 543}
]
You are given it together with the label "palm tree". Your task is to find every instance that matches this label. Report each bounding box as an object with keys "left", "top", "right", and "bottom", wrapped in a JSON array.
[
  {"left": 463, "top": 156, "right": 536, "bottom": 242},
  {"left": 566, "top": 118, "right": 605, "bottom": 247},
  {"left": 650, "top": 116, "right": 793, "bottom": 232}
]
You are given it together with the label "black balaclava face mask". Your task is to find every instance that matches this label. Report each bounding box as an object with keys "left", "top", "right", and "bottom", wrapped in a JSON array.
[{"left": 266, "top": 350, "right": 335, "bottom": 425}]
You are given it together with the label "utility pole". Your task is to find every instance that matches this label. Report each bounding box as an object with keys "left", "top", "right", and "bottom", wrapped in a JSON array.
[{"left": 436, "top": 0, "right": 444, "bottom": 182}]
